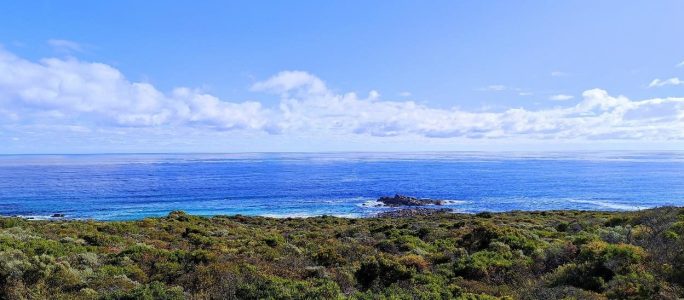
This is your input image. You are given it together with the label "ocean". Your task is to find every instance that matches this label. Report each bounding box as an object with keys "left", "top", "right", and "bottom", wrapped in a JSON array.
[{"left": 0, "top": 152, "right": 683, "bottom": 220}]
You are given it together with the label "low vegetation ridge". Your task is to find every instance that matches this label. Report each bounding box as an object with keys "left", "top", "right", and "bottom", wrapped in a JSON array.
[{"left": 2, "top": 207, "right": 684, "bottom": 299}]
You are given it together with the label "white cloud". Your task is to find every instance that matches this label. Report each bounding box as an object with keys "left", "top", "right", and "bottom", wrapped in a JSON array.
[
  {"left": 479, "top": 85, "right": 506, "bottom": 91},
  {"left": 549, "top": 94, "right": 574, "bottom": 101},
  {"left": 398, "top": 91, "right": 412, "bottom": 97},
  {"left": 47, "top": 39, "right": 84, "bottom": 53},
  {"left": 649, "top": 77, "right": 683, "bottom": 88},
  {"left": 551, "top": 71, "right": 568, "bottom": 77},
  {"left": 0, "top": 48, "right": 272, "bottom": 131},
  {"left": 1, "top": 48, "right": 684, "bottom": 144},
  {"left": 250, "top": 70, "right": 327, "bottom": 95},
  {"left": 676, "top": 61, "right": 684, "bottom": 68},
  {"left": 253, "top": 72, "right": 684, "bottom": 140}
]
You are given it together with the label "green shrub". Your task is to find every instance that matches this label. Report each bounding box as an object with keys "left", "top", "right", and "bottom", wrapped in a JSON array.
[
  {"left": 314, "top": 246, "right": 345, "bottom": 267},
  {"left": 548, "top": 262, "right": 608, "bottom": 292},
  {"left": 355, "top": 257, "right": 413, "bottom": 290},
  {"left": 0, "top": 207, "right": 683, "bottom": 299},
  {"left": 102, "top": 281, "right": 184, "bottom": 300},
  {"left": 605, "top": 272, "right": 660, "bottom": 299},
  {"left": 454, "top": 249, "right": 514, "bottom": 280}
]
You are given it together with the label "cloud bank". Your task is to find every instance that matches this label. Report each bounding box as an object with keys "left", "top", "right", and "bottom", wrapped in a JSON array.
[
  {"left": 0, "top": 48, "right": 271, "bottom": 132},
  {"left": 1, "top": 48, "right": 684, "bottom": 144}
]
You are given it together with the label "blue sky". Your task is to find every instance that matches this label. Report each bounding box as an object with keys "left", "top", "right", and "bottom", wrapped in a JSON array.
[{"left": 1, "top": 1, "right": 684, "bottom": 153}]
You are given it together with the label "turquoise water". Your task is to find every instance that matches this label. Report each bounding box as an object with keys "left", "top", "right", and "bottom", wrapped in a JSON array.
[{"left": 0, "top": 152, "right": 683, "bottom": 220}]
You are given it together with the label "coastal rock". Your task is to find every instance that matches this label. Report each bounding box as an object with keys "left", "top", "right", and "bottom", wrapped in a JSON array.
[
  {"left": 377, "top": 194, "right": 445, "bottom": 207},
  {"left": 51, "top": 213, "right": 65, "bottom": 218}
]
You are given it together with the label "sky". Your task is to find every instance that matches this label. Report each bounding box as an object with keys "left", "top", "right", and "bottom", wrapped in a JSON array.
[{"left": 1, "top": 1, "right": 684, "bottom": 153}]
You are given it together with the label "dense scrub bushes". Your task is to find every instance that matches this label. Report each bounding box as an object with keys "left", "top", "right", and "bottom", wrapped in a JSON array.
[{"left": 1, "top": 207, "right": 684, "bottom": 299}]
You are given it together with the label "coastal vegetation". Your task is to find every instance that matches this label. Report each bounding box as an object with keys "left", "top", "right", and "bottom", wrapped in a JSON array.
[{"left": 2, "top": 207, "right": 684, "bottom": 299}]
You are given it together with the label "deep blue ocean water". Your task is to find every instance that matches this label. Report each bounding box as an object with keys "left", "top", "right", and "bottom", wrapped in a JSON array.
[{"left": 1, "top": 152, "right": 683, "bottom": 220}]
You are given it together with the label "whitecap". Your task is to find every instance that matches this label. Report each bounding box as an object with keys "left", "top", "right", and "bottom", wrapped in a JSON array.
[
  {"left": 359, "top": 200, "right": 385, "bottom": 208},
  {"left": 568, "top": 199, "right": 651, "bottom": 211},
  {"left": 358, "top": 199, "right": 467, "bottom": 208},
  {"left": 440, "top": 199, "right": 468, "bottom": 205},
  {"left": 16, "top": 215, "right": 56, "bottom": 221}
]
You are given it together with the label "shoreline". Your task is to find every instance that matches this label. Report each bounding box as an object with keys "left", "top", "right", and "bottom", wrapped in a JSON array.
[{"left": 3, "top": 205, "right": 671, "bottom": 222}]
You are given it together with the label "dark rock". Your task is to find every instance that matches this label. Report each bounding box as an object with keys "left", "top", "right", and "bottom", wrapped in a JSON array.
[
  {"left": 376, "top": 208, "right": 453, "bottom": 218},
  {"left": 377, "top": 194, "right": 445, "bottom": 207},
  {"left": 51, "top": 213, "right": 65, "bottom": 218}
]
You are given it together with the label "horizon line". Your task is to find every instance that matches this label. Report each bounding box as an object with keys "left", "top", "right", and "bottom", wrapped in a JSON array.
[{"left": 2, "top": 149, "right": 684, "bottom": 156}]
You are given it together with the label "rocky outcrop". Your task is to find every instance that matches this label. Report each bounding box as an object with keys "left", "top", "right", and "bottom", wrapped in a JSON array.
[{"left": 377, "top": 194, "right": 445, "bottom": 207}]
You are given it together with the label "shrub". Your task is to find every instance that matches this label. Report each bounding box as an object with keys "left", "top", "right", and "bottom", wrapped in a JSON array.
[
  {"left": 453, "top": 250, "right": 514, "bottom": 281},
  {"left": 102, "top": 281, "right": 184, "bottom": 300},
  {"left": 605, "top": 272, "right": 660, "bottom": 299},
  {"left": 399, "top": 254, "right": 429, "bottom": 272},
  {"left": 475, "top": 212, "right": 494, "bottom": 219},
  {"left": 355, "top": 257, "right": 413, "bottom": 290},
  {"left": 547, "top": 262, "right": 608, "bottom": 292},
  {"left": 538, "top": 242, "right": 578, "bottom": 272},
  {"left": 71, "top": 252, "right": 99, "bottom": 269},
  {"left": 0, "top": 207, "right": 683, "bottom": 299},
  {"left": 525, "top": 286, "right": 604, "bottom": 300},
  {"left": 314, "top": 246, "right": 345, "bottom": 267}
]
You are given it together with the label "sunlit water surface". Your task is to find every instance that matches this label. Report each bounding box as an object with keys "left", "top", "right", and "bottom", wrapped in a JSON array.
[{"left": 1, "top": 152, "right": 683, "bottom": 220}]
